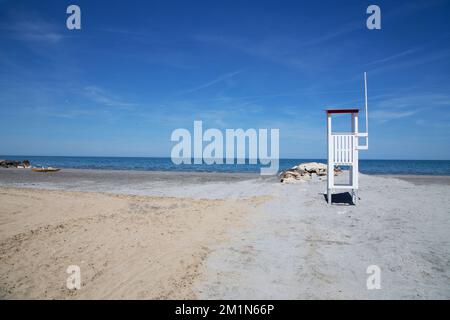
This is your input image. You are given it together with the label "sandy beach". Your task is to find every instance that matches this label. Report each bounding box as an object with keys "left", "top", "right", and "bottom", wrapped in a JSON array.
[{"left": 0, "top": 168, "right": 449, "bottom": 299}]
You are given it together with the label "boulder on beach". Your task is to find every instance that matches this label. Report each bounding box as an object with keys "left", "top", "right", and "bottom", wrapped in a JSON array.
[
  {"left": 279, "top": 162, "right": 341, "bottom": 183},
  {"left": 279, "top": 168, "right": 311, "bottom": 183},
  {"left": 0, "top": 159, "right": 31, "bottom": 168},
  {"left": 297, "top": 162, "right": 327, "bottom": 176},
  {"left": 22, "top": 160, "right": 31, "bottom": 168}
]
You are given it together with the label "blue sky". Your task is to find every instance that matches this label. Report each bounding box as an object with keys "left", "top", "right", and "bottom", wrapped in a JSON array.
[{"left": 0, "top": 0, "right": 449, "bottom": 159}]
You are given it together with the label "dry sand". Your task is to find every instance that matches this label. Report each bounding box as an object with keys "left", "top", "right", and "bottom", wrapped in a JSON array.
[
  {"left": 0, "top": 169, "right": 449, "bottom": 299},
  {"left": 0, "top": 186, "right": 266, "bottom": 299}
]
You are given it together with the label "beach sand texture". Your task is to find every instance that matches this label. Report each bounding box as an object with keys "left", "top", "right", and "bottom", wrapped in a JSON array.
[{"left": 0, "top": 169, "right": 449, "bottom": 299}]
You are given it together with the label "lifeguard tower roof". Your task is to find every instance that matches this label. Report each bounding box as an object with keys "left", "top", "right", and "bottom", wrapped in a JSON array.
[{"left": 326, "top": 109, "right": 359, "bottom": 114}]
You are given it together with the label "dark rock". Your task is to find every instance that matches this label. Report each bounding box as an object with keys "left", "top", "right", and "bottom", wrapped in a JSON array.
[
  {"left": 22, "top": 160, "right": 31, "bottom": 168},
  {"left": 0, "top": 159, "right": 31, "bottom": 168}
]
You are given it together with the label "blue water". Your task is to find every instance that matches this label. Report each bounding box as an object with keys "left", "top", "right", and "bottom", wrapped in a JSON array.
[{"left": 2, "top": 156, "right": 450, "bottom": 175}]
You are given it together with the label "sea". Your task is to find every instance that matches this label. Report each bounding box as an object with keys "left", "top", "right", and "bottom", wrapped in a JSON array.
[{"left": 1, "top": 156, "right": 450, "bottom": 175}]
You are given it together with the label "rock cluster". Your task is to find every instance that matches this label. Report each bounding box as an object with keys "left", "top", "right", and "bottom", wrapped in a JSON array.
[
  {"left": 0, "top": 159, "right": 31, "bottom": 168},
  {"left": 279, "top": 162, "right": 341, "bottom": 183}
]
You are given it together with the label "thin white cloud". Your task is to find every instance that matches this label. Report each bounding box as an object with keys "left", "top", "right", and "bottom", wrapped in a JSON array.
[
  {"left": 369, "top": 49, "right": 450, "bottom": 75},
  {"left": 374, "top": 93, "right": 450, "bottom": 109},
  {"left": 416, "top": 119, "right": 450, "bottom": 129},
  {"left": 178, "top": 70, "right": 243, "bottom": 95},
  {"left": 298, "top": 20, "right": 361, "bottom": 47},
  {"left": 366, "top": 48, "right": 421, "bottom": 66},
  {"left": 84, "top": 86, "right": 137, "bottom": 109},
  {"left": 371, "top": 93, "right": 450, "bottom": 122},
  {"left": 193, "top": 34, "right": 309, "bottom": 70},
  {"left": 0, "top": 17, "right": 65, "bottom": 44},
  {"left": 371, "top": 110, "right": 418, "bottom": 122},
  {"left": 192, "top": 18, "right": 363, "bottom": 71},
  {"left": 31, "top": 106, "right": 100, "bottom": 119}
]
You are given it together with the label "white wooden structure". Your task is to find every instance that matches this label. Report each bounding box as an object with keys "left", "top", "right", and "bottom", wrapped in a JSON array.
[{"left": 326, "top": 73, "right": 369, "bottom": 205}]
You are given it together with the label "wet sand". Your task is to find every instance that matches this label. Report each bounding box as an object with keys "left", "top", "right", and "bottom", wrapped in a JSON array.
[{"left": 387, "top": 175, "right": 450, "bottom": 186}]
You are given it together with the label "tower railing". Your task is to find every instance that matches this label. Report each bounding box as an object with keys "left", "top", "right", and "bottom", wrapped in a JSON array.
[{"left": 330, "top": 133, "right": 355, "bottom": 165}]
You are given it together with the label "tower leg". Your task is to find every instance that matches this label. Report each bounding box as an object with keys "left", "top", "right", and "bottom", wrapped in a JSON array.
[
  {"left": 327, "top": 113, "right": 333, "bottom": 205},
  {"left": 327, "top": 165, "right": 334, "bottom": 205},
  {"left": 352, "top": 190, "right": 357, "bottom": 205}
]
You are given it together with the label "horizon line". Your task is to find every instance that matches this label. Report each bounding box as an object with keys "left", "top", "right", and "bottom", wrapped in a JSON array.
[{"left": 1, "top": 155, "right": 450, "bottom": 161}]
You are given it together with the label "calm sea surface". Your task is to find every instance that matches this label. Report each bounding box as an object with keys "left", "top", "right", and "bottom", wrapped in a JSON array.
[{"left": 2, "top": 156, "right": 450, "bottom": 175}]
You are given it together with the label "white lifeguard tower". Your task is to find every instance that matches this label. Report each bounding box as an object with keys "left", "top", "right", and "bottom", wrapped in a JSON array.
[{"left": 326, "top": 72, "right": 369, "bottom": 205}]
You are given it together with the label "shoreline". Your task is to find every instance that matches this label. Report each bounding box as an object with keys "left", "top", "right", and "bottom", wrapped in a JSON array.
[
  {"left": 2, "top": 168, "right": 450, "bottom": 199},
  {"left": 0, "top": 168, "right": 274, "bottom": 199},
  {"left": 2, "top": 166, "right": 449, "bottom": 178},
  {"left": 374, "top": 174, "right": 450, "bottom": 185}
]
